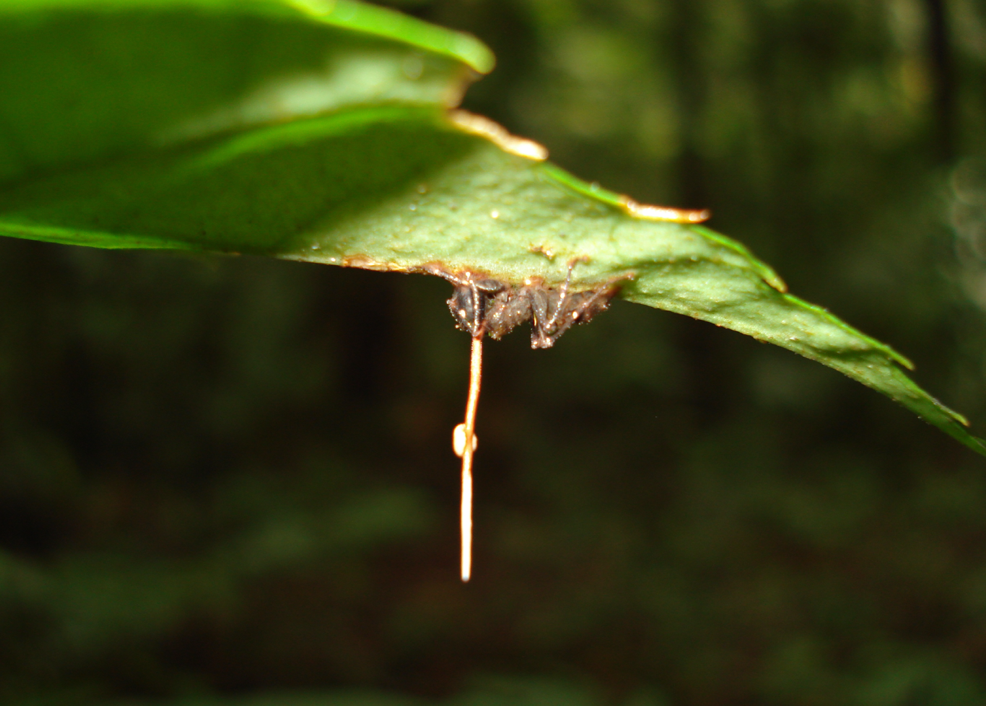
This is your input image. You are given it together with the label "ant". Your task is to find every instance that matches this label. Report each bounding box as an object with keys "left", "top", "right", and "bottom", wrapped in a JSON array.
[
  {"left": 444, "top": 259, "right": 623, "bottom": 348},
  {"left": 432, "top": 259, "right": 627, "bottom": 581}
]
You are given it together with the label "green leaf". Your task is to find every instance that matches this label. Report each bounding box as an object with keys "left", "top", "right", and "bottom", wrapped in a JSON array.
[
  {"left": 0, "top": 0, "right": 492, "bottom": 183},
  {"left": 0, "top": 0, "right": 981, "bottom": 454}
]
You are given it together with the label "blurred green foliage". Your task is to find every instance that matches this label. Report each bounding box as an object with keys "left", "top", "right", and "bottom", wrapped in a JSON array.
[{"left": 0, "top": 0, "right": 983, "bottom": 705}]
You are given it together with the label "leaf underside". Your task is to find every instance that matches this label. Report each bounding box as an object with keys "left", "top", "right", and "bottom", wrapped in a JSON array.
[{"left": 0, "top": 0, "right": 982, "bottom": 454}]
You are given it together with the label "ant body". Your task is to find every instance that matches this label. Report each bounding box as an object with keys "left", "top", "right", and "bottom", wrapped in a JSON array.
[{"left": 443, "top": 260, "right": 623, "bottom": 348}]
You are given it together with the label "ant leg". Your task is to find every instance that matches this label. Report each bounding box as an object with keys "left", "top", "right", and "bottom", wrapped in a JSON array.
[
  {"left": 530, "top": 259, "right": 579, "bottom": 348},
  {"left": 528, "top": 286, "right": 553, "bottom": 349},
  {"left": 551, "top": 263, "right": 573, "bottom": 324}
]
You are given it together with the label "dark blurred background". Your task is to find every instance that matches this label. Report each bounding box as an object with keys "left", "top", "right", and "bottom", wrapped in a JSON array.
[{"left": 0, "top": 0, "right": 984, "bottom": 704}]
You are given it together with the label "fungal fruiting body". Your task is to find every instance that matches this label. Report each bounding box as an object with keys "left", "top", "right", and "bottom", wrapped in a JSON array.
[{"left": 441, "top": 261, "right": 624, "bottom": 581}]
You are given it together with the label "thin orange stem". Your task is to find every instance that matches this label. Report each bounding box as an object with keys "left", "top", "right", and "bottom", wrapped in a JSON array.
[{"left": 460, "top": 335, "right": 483, "bottom": 582}]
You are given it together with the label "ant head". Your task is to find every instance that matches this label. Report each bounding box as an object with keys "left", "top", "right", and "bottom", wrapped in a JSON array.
[
  {"left": 445, "top": 274, "right": 505, "bottom": 337},
  {"left": 447, "top": 284, "right": 482, "bottom": 335}
]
